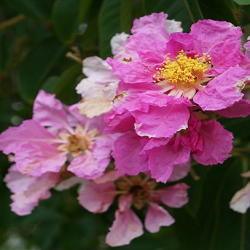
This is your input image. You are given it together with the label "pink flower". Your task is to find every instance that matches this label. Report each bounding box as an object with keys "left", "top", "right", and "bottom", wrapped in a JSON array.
[
  {"left": 78, "top": 173, "right": 189, "bottom": 246},
  {"left": 106, "top": 19, "right": 250, "bottom": 140},
  {"left": 111, "top": 114, "right": 232, "bottom": 183},
  {"left": 0, "top": 90, "right": 113, "bottom": 180}
]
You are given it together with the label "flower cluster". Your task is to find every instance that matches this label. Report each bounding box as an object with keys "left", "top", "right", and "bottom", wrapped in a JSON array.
[{"left": 1, "top": 12, "right": 250, "bottom": 247}]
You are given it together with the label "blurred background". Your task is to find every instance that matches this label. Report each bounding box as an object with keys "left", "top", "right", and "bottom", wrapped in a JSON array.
[{"left": 1, "top": 0, "right": 250, "bottom": 249}]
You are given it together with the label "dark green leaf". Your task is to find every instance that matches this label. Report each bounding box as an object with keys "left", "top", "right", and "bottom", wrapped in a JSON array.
[
  {"left": 120, "top": 0, "right": 132, "bottom": 33},
  {"left": 99, "top": 0, "right": 121, "bottom": 58},
  {"left": 52, "top": 0, "right": 93, "bottom": 44},
  {"left": 4, "top": 0, "right": 51, "bottom": 21},
  {"left": 18, "top": 37, "right": 66, "bottom": 103},
  {"left": 52, "top": 64, "right": 82, "bottom": 104},
  {"left": 183, "top": 0, "right": 204, "bottom": 22}
]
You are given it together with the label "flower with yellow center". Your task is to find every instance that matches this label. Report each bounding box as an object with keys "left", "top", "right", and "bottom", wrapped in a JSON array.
[
  {"left": 154, "top": 50, "right": 212, "bottom": 99},
  {"left": 57, "top": 123, "right": 98, "bottom": 157}
]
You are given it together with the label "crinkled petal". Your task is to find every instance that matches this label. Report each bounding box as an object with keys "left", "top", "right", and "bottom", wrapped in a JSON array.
[
  {"left": 230, "top": 182, "right": 250, "bottom": 213},
  {"left": 148, "top": 142, "right": 190, "bottom": 183},
  {"left": 190, "top": 19, "right": 242, "bottom": 54},
  {"left": 0, "top": 120, "right": 56, "bottom": 154},
  {"left": 112, "top": 132, "right": 149, "bottom": 175},
  {"left": 157, "top": 183, "right": 189, "bottom": 208},
  {"left": 78, "top": 181, "right": 116, "bottom": 213},
  {"left": 94, "top": 171, "right": 122, "bottom": 184},
  {"left": 145, "top": 202, "right": 175, "bottom": 233},
  {"left": 105, "top": 208, "right": 143, "bottom": 247},
  {"left": 33, "top": 90, "right": 70, "bottom": 130},
  {"left": 4, "top": 169, "right": 59, "bottom": 216},
  {"left": 194, "top": 65, "right": 250, "bottom": 111},
  {"left": 168, "top": 161, "right": 191, "bottom": 182},
  {"left": 216, "top": 99, "right": 250, "bottom": 118},
  {"left": 192, "top": 120, "right": 233, "bottom": 165},
  {"left": 54, "top": 176, "right": 86, "bottom": 191},
  {"left": 82, "top": 56, "right": 119, "bottom": 83},
  {"left": 15, "top": 142, "right": 67, "bottom": 177},
  {"left": 111, "top": 32, "right": 130, "bottom": 55}
]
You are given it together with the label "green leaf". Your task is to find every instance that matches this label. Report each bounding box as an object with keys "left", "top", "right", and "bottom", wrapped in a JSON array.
[
  {"left": 51, "top": 64, "right": 82, "bottom": 104},
  {"left": 234, "top": 0, "right": 250, "bottom": 5},
  {"left": 52, "top": 0, "right": 93, "bottom": 44},
  {"left": 18, "top": 37, "right": 66, "bottom": 103},
  {"left": 120, "top": 0, "right": 133, "bottom": 33},
  {"left": 183, "top": 0, "right": 204, "bottom": 22},
  {"left": 199, "top": 0, "right": 239, "bottom": 25},
  {"left": 4, "top": 0, "right": 51, "bottom": 21},
  {"left": 174, "top": 159, "right": 250, "bottom": 250},
  {"left": 99, "top": 0, "right": 121, "bottom": 58}
]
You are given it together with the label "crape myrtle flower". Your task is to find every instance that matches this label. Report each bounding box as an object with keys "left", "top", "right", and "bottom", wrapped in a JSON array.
[
  {"left": 76, "top": 13, "right": 183, "bottom": 118},
  {"left": 78, "top": 171, "right": 189, "bottom": 247},
  {"left": 0, "top": 90, "right": 113, "bottom": 180},
  {"left": 106, "top": 106, "right": 233, "bottom": 182},
  {"left": 106, "top": 17, "right": 250, "bottom": 139},
  {"left": 230, "top": 171, "right": 250, "bottom": 213},
  {"left": 4, "top": 163, "right": 85, "bottom": 216}
]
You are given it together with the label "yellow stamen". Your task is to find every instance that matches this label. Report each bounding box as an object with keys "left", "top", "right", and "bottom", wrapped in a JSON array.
[{"left": 154, "top": 50, "right": 211, "bottom": 89}]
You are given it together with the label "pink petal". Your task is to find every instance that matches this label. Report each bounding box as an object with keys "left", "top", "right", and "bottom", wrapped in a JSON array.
[
  {"left": 131, "top": 95, "right": 191, "bottom": 138},
  {"left": 168, "top": 161, "right": 191, "bottom": 182},
  {"left": 4, "top": 169, "right": 59, "bottom": 216},
  {"left": 194, "top": 65, "right": 250, "bottom": 111},
  {"left": 107, "top": 58, "right": 153, "bottom": 84},
  {"left": 15, "top": 142, "right": 67, "bottom": 177},
  {"left": 192, "top": 120, "right": 233, "bottom": 165},
  {"left": 216, "top": 99, "right": 250, "bottom": 118},
  {"left": 94, "top": 171, "right": 122, "bottom": 184},
  {"left": 131, "top": 12, "right": 169, "bottom": 36},
  {"left": 105, "top": 208, "right": 143, "bottom": 247},
  {"left": 0, "top": 120, "right": 56, "bottom": 154},
  {"left": 190, "top": 19, "right": 242, "bottom": 54},
  {"left": 68, "top": 153, "right": 105, "bottom": 180},
  {"left": 148, "top": 141, "right": 190, "bottom": 183},
  {"left": 157, "top": 183, "right": 189, "bottom": 208},
  {"left": 78, "top": 181, "right": 116, "bottom": 213},
  {"left": 145, "top": 202, "right": 175, "bottom": 233},
  {"left": 112, "top": 132, "right": 149, "bottom": 175},
  {"left": 230, "top": 182, "right": 250, "bottom": 213},
  {"left": 33, "top": 90, "right": 70, "bottom": 130},
  {"left": 82, "top": 56, "right": 118, "bottom": 83}
]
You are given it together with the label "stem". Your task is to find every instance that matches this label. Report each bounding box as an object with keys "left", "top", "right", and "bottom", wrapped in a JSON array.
[
  {"left": 190, "top": 168, "right": 200, "bottom": 181},
  {"left": 0, "top": 14, "right": 25, "bottom": 31},
  {"left": 66, "top": 52, "right": 82, "bottom": 64}
]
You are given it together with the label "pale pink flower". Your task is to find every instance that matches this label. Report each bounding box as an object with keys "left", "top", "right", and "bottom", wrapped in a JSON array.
[
  {"left": 0, "top": 90, "right": 112, "bottom": 180},
  {"left": 230, "top": 182, "right": 250, "bottom": 213},
  {"left": 4, "top": 165, "right": 60, "bottom": 216},
  {"left": 78, "top": 173, "right": 189, "bottom": 246}
]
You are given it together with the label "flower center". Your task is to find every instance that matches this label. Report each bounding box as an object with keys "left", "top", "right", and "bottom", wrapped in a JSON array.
[
  {"left": 154, "top": 50, "right": 211, "bottom": 89},
  {"left": 67, "top": 135, "right": 90, "bottom": 153}
]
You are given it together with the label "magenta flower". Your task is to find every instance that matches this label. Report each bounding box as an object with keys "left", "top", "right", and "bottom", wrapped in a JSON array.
[
  {"left": 0, "top": 90, "right": 113, "bottom": 180},
  {"left": 109, "top": 113, "right": 232, "bottom": 183},
  {"left": 78, "top": 172, "right": 189, "bottom": 246},
  {"left": 106, "top": 19, "right": 250, "bottom": 139}
]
